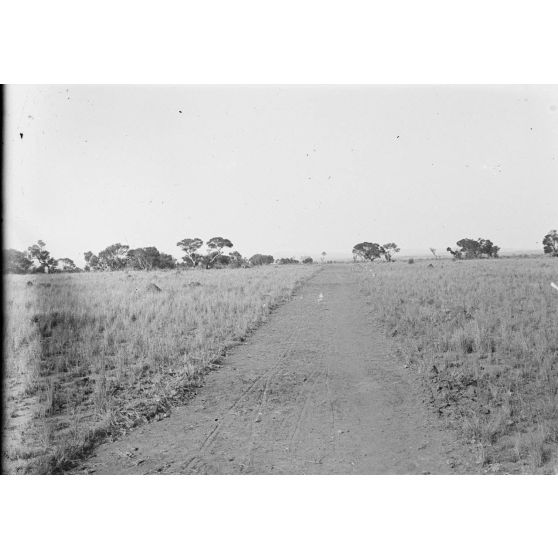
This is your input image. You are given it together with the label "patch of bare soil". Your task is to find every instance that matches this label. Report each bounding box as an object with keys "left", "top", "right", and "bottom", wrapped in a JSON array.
[{"left": 75, "top": 266, "right": 477, "bottom": 474}]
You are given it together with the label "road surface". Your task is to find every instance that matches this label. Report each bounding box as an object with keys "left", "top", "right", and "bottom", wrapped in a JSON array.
[{"left": 76, "top": 265, "right": 474, "bottom": 474}]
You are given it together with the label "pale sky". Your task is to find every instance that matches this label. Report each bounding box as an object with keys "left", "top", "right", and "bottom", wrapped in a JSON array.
[{"left": 5, "top": 85, "right": 558, "bottom": 265}]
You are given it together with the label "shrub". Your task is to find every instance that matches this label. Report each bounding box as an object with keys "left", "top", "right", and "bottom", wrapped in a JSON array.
[{"left": 249, "top": 254, "right": 274, "bottom": 266}]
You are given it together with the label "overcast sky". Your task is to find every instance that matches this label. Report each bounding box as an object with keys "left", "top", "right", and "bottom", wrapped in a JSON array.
[{"left": 5, "top": 85, "right": 558, "bottom": 264}]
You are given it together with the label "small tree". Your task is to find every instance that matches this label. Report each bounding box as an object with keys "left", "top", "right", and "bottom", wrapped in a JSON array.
[
  {"left": 457, "top": 238, "right": 481, "bottom": 258},
  {"left": 177, "top": 238, "right": 204, "bottom": 267},
  {"left": 382, "top": 242, "right": 400, "bottom": 262},
  {"left": 446, "top": 247, "right": 463, "bottom": 260},
  {"left": 97, "top": 243, "right": 129, "bottom": 270},
  {"left": 27, "top": 240, "right": 58, "bottom": 273},
  {"left": 57, "top": 258, "right": 80, "bottom": 273},
  {"left": 447, "top": 238, "right": 499, "bottom": 259},
  {"left": 203, "top": 253, "right": 231, "bottom": 268},
  {"left": 5, "top": 249, "right": 33, "bottom": 274},
  {"left": 429, "top": 247, "right": 439, "bottom": 260},
  {"left": 205, "top": 237, "right": 233, "bottom": 269},
  {"left": 84, "top": 251, "right": 101, "bottom": 271},
  {"left": 321, "top": 251, "right": 327, "bottom": 263},
  {"left": 228, "top": 251, "right": 246, "bottom": 268},
  {"left": 127, "top": 247, "right": 152, "bottom": 270},
  {"left": 543, "top": 230, "right": 558, "bottom": 256},
  {"left": 127, "top": 247, "right": 176, "bottom": 270},
  {"left": 478, "top": 238, "right": 500, "bottom": 258},
  {"left": 352, "top": 242, "right": 383, "bottom": 262},
  {"left": 157, "top": 252, "right": 177, "bottom": 269},
  {"left": 302, "top": 256, "right": 313, "bottom": 264}
]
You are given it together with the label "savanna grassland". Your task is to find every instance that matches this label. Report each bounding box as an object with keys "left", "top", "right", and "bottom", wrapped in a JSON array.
[
  {"left": 3, "top": 265, "right": 316, "bottom": 474},
  {"left": 359, "top": 257, "right": 558, "bottom": 473}
]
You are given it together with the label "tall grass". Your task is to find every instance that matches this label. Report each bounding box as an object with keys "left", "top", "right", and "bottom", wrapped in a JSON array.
[
  {"left": 3, "top": 266, "right": 316, "bottom": 473},
  {"left": 359, "top": 257, "right": 558, "bottom": 473}
]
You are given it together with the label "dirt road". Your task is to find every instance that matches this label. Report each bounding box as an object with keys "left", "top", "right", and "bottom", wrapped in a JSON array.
[{"left": 77, "top": 265, "right": 474, "bottom": 474}]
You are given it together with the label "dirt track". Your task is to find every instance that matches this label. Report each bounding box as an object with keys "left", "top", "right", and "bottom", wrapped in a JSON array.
[{"left": 77, "top": 265, "right": 474, "bottom": 474}]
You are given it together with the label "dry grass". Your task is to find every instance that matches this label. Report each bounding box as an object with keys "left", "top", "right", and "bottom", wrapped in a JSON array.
[
  {"left": 358, "top": 257, "right": 558, "bottom": 473},
  {"left": 3, "top": 266, "right": 316, "bottom": 473}
]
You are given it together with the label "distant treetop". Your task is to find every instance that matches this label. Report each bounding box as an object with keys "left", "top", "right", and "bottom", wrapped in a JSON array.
[
  {"left": 447, "top": 238, "right": 500, "bottom": 259},
  {"left": 543, "top": 230, "right": 558, "bottom": 257},
  {"left": 352, "top": 241, "right": 400, "bottom": 262}
]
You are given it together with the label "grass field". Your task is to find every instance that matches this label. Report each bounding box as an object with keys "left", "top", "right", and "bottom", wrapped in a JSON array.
[
  {"left": 359, "top": 257, "right": 558, "bottom": 473},
  {"left": 3, "top": 265, "right": 316, "bottom": 473}
]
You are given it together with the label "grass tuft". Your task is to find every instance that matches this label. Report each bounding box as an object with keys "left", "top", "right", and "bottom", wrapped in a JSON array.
[
  {"left": 4, "top": 266, "right": 316, "bottom": 473},
  {"left": 358, "top": 257, "right": 558, "bottom": 473}
]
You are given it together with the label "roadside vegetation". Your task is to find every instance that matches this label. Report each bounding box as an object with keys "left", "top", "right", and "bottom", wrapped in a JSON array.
[
  {"left": 3, "top": 265, "right": 316, "bottom": 473},
  {"left": 358, "top": 256, "right": 558, "bottom": 473},
  {"left": 5, "top": 237, "right": 320, "bottom": 275},
  {"left": 352, "top": 241, "right": 400, "bottom": 262},
  {"left": 4, "top": 229, "right": 557, "bottom": 474},
  {"left": 446, "top": 237, "right": 500, "bottom": 259}
]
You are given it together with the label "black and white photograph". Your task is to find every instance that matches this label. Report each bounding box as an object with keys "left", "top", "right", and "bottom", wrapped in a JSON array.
[
  {"left": 2, "top": 1, "right": 557, "bottom": 556},
  {"left": 5, "top": 84, "right": 558, "bottom": 476}
]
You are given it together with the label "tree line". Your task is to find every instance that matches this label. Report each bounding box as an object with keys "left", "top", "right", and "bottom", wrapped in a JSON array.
[
  {"left": 5, "top": 240, "right": 75, "bottom": 274},
  {"left": 446, "top": 238, "right": 500, "bottom": 259},
  {"left": 5, "top": 230, "right": 558, "bottom": 274},
  {"left": 352, "top": 230, "right": 558, "bottom": 262},
  {"left": 4, "top": 237, "right": 316, "bottom": 274},
  {"left": 351, "top": 238, "right": 501, "bottom": 262},
  {"left": 352, "top": 242, "right": 401, "bottom": 262}
]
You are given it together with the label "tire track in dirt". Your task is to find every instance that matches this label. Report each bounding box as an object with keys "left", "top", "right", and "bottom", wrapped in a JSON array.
[
  {"left": 75, "top": 265, "right": 476, "bottom": 475},
  {"left": 242, "top": 340, "right": 296, "bottom": 470},
  {"left": 286, "top": 364, "right": 324, "bottom": 462},
  {"left": 187, "top": 334, "right": 298, "bottom": 473}
]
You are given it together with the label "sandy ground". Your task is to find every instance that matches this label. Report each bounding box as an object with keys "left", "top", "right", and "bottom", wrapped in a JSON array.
[{"left": 75, "top": 265, "right": 476, "bottom": 474}]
